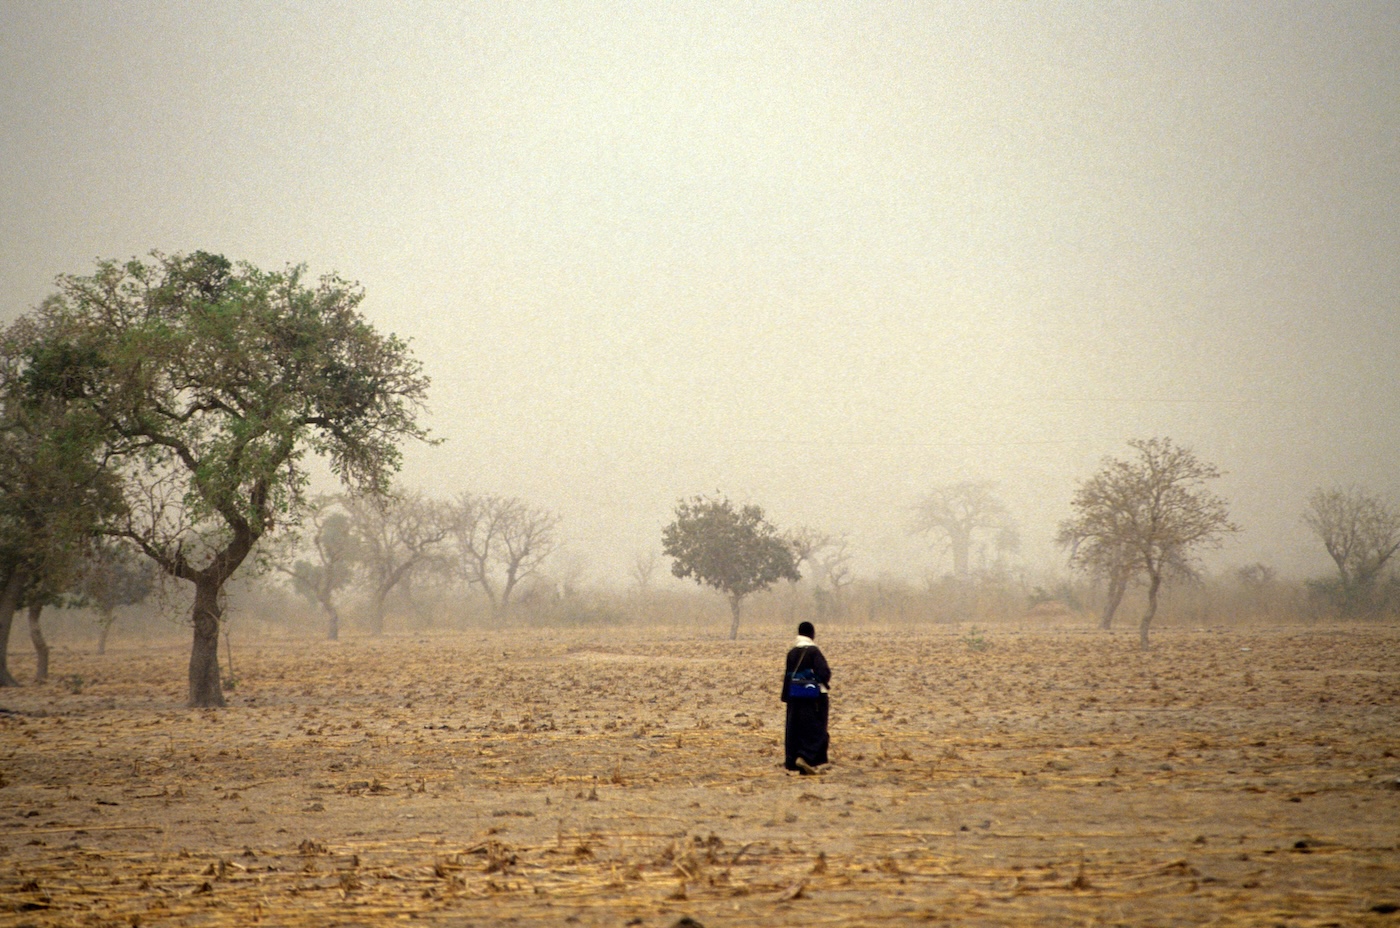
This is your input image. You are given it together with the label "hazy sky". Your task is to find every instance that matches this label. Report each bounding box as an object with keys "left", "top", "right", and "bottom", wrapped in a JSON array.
[{"left": 3, "top": 2, "right": 1397, "bottom": 585}]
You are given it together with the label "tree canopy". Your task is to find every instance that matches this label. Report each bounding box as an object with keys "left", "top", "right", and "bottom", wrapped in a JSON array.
[
  {"left": 28, "top": 251, "right": 432, "bottom": 705},
  {"left": 1058, "top": 438, "right": 1238, "bottom": 648},
  {"left": 0, "top": 316, "right": 125, "bottom": 686},
  {"left": 662, "top": 493, "right": 800, "bottom": 639}
]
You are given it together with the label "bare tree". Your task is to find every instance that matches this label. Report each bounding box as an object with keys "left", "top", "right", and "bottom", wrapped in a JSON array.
[
  {"left": 786, "top": 526, "right": 829, "bottom": 572},
  {"left": 447, "top": 494, "right": 560, "bottom": 620},
  {"left": 1303, "top": 485, "right": 1400, "bottom": 616},
  {"left": 630, "top": 550, "right": 660, "bottom": 592},
  {"left": 909, "top": 481, "right": 1013, "bottom": 578},
  {"left": 346, "top": 491, "right": 451, "bottom": 635},
  {"left": 784, "top": 525, "right": 829, "bottom": 618},
  {"left": 786, "top": 526, "right": 856, "bottom": 618},
  {"left": 1058, "top": 438, "right": 1238, "bottom": 649},
  {"left": 811, "top": 533, "right": 854, "bottom": 619}
]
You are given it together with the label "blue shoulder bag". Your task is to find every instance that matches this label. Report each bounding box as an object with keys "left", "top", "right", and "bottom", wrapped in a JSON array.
[{"left": 787, "top": 648, "right": 821, "bottom": 699}]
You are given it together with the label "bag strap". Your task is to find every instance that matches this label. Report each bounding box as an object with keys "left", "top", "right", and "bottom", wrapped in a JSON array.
[{"left": 791, "top": 646, "right": 809, "bottom": 676}]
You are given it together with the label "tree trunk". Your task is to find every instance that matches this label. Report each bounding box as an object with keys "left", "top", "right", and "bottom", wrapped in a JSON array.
[
  {"left": 1100, "top": 571, "right": 1128, "bottom": 630},
  {"left": 951, "top": 535, "right": 971, "bottom": 578},
  {"left": 188, "top": 576, "right": 226, "bottom": 708},
  {"left": 0, "top": 567, "right": 30, "bottom": 687},
  {"left": 324, "top": 602, "right": 340, "bottom": 641},
  {"left": 27, "top": 602, "right": 48, "bottom": 684},
  {"left": 370, "top": 586, "right": 388, "bottom": 636},
  {"left": 728, "top": 594, "right": 743, "bottom": 640},
  {"left": 97, "top": 609, "right": 115, "bottom": 655},
  {"left": 1138, "top": 571, "right": 1162, "bottom": 651}
]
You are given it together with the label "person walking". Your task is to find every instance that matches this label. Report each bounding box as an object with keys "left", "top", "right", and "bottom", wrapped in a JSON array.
[{"left": 781, "top": 621, "right": 831, "bottom": 774}]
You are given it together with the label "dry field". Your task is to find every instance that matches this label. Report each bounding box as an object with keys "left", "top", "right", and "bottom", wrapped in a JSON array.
[{"left": 2, "top": 621, "right": 1398, "bottom": 927}]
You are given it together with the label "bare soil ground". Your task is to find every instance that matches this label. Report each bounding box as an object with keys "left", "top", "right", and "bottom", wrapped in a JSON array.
[{"left": 2, "top": 621, "right": 1398, "bottom": 927}]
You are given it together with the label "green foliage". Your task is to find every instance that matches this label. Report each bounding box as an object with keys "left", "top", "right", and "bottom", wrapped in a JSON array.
[
  {"left": 662, "top": 493, "right": 800, "bottom": 602},
  {"left": 0, "top": 316, "right": 125, "bottom": 618},
  {"left": 23, "top": 250, "right": 432, "bottom": 705},
  {"left": 962, "top": 625, "right": 990, "bottom": 652},
  {"left": 32, "top": 250, "right": 432, "bottom": 582}
]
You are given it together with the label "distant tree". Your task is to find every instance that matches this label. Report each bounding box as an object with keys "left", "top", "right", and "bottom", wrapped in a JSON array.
[
  {"left": 786, "top": 526, "right": 829, "bottom": 573},
  {"left": 446, "top": 494, "right": 560, "bottom": 619},
  {"left": 662, "top": 493, "right": 800, "bottom": 640},
  {"left": 0, "top": 316, "right": 125, "bottom": 686},
  {"left": 275, "top": 495, "right": 359, "bottom": 640},
  {"left": 1235, "top": 562, "right": 1276, "bottom": 590},
  {"left": 817, "top": 538, "right": 854, "bottom": 590},
  {"left": 787, "top": 526, "right": 855, "bottom": 618},
  {"left": 909, "top": 481, "right": 1013, "bottom": 578},
  {"left": 69, "top": 542, "right": 157, "bottom": 655},
  {"left": 1303, "top": 486, "right": 1400, "bottom": 616},
  {"left": 630, "top": 550, "right": 660, "bottom": 593},
  {"left": 1058, "top": 438, "right": 1238, "bottom": 648},
  {"left": 346, "top": 490, "right": 450, "bottom": 635},
  {"left": 21, "top": 601, "right": 48, "bottom": 682},
  {"left": 811, "top": 533, "right": 855, "bottom": 614},
  {"left": 783, "top": 525, "right": 829, "bottom": 618},
  {"left": 30, "top": 251, "right": 431, "bottom": 705}
]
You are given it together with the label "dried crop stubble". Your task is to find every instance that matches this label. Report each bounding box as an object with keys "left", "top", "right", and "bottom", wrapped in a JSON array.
[{"left": 1, "top": 623, "right": 1397, "bottom": 926}]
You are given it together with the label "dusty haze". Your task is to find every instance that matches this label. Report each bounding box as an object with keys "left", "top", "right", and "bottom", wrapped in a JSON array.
[{"left": 3, "top": 2, "right": 1397, "bottom": 585}]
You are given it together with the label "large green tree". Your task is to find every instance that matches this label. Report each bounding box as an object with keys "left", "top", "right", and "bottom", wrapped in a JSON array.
[
  {"left": 1058, "top": 438, "right": 1238, "bottom": 649},
  {"left": 0, "top": 317, "right": 124, "bottom": 686},
  {"left": 31, "top": 251, "right": 432, "bottom": 706},
  {"left": 662, "top": 493, "right": 800, "bottom": 640}
]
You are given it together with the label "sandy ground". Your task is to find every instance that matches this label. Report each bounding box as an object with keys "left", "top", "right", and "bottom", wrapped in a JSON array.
[{"left": 1, "top": 621, "right": 1398, "bottom": 927}]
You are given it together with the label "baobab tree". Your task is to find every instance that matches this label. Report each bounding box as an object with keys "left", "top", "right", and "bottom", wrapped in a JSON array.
[
  {"left": 1058, "top": 438, "right": 1238, "bottom": 648},
  {"left": 909, "top": 481, "right": 1013, "bottom": 579}
]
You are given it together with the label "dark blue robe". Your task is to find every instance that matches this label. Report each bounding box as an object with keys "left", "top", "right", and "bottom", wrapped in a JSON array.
[{"left": 781, "top": 643, "right": 831, "bottom": 770}]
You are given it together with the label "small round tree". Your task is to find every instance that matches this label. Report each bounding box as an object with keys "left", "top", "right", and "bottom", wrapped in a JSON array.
[{"left": 662, "top": 493, "right": 800, "bottom": 639}]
